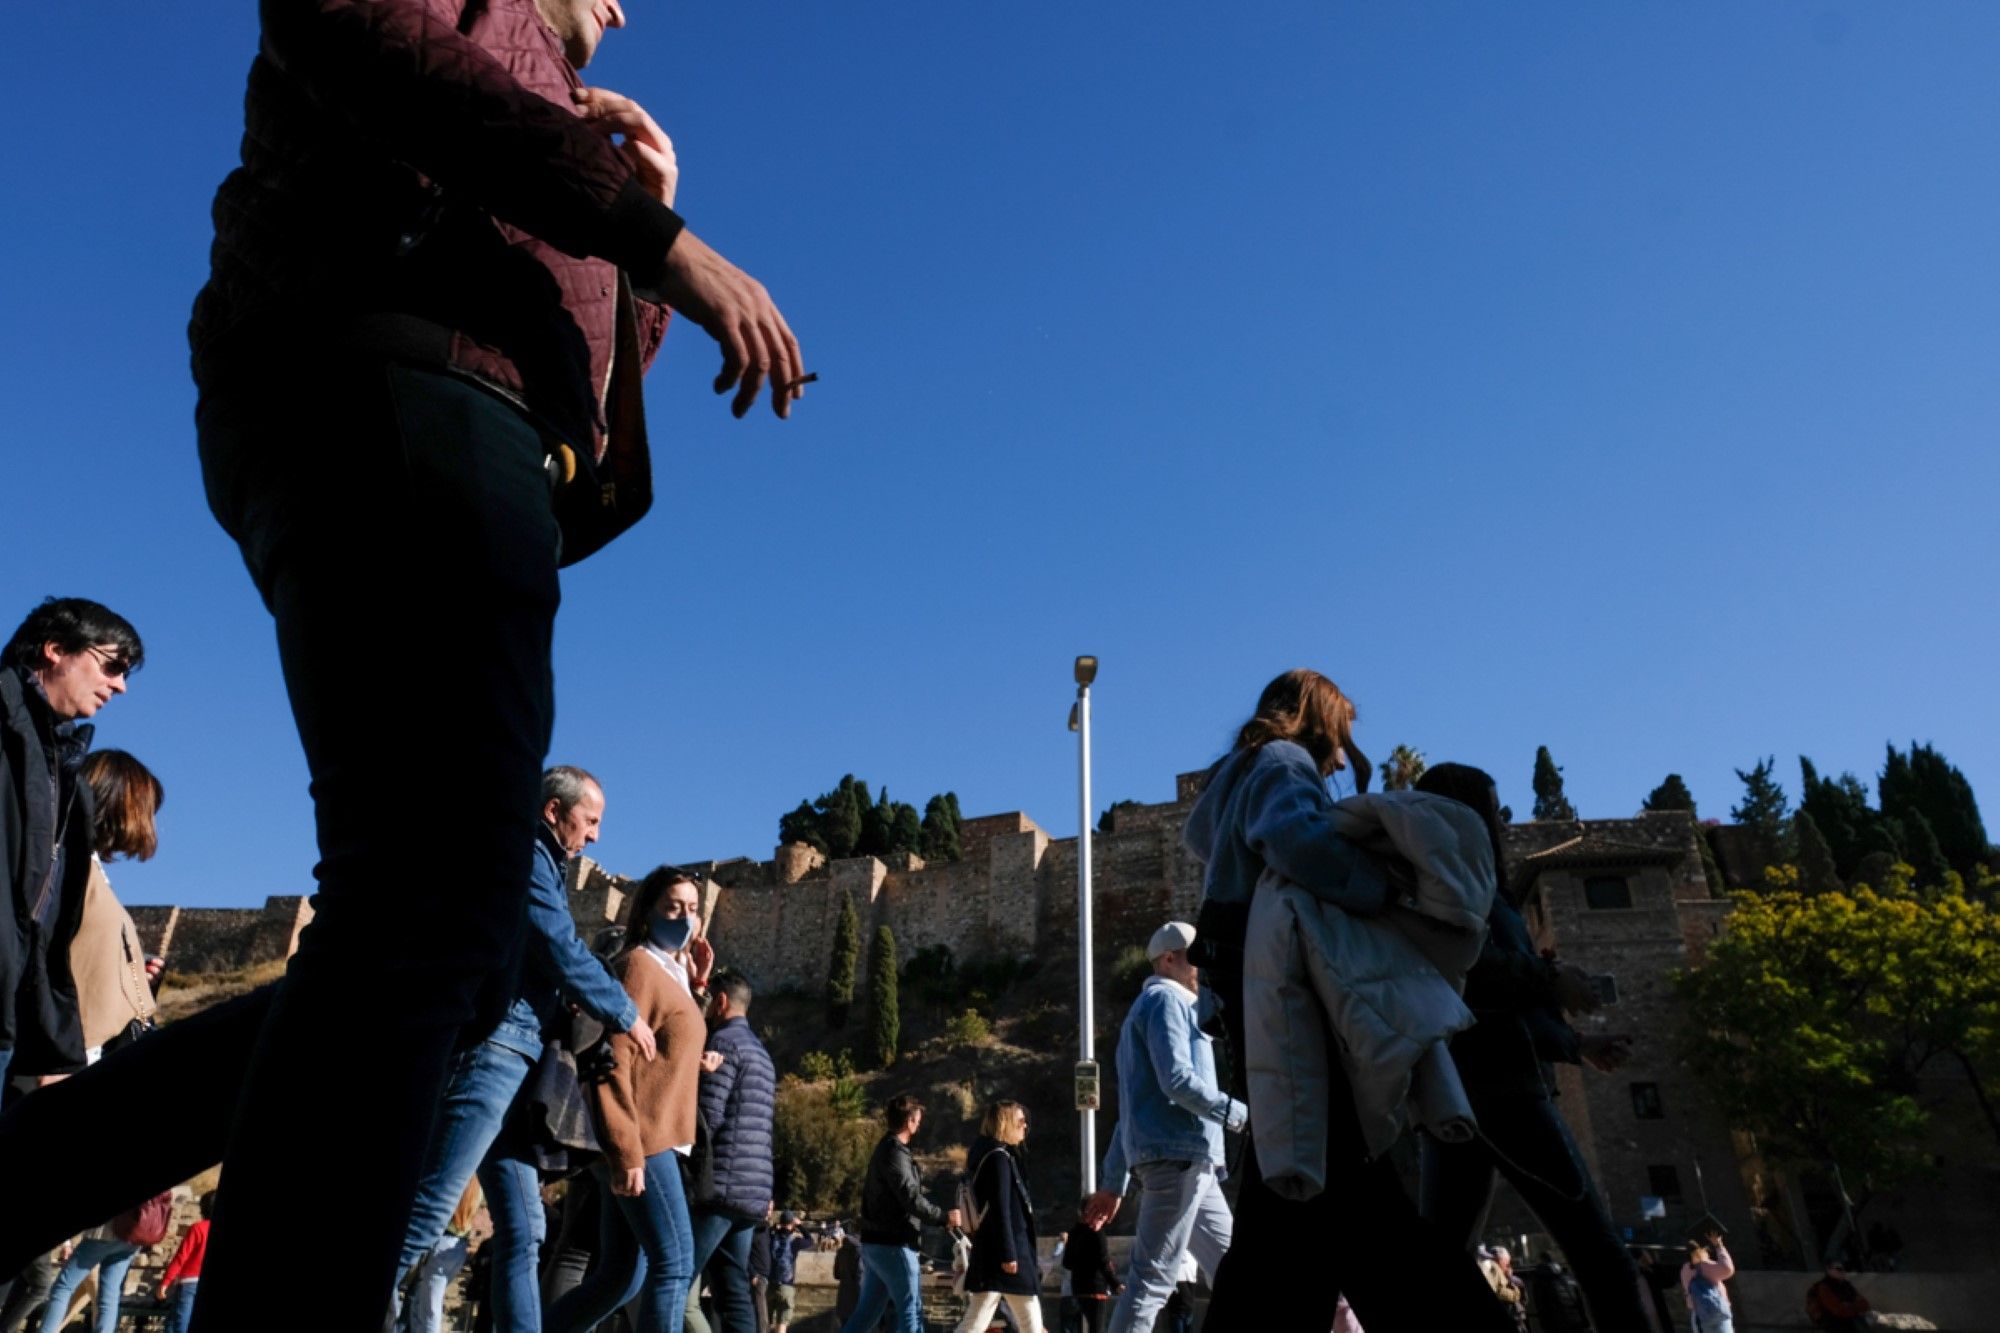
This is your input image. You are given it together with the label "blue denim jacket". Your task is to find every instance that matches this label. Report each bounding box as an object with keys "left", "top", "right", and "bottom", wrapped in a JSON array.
[
  {"left": 486, "top": 824, "right": 638, "bottom": 1059},
  {"left": 1099, "top": 976, "right": 1247, "bottom": 1194}
]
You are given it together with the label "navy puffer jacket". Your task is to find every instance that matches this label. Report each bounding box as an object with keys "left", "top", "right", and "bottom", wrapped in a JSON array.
[{"left": 698, "top": 1016, "right": 777, "bottom": 1221}]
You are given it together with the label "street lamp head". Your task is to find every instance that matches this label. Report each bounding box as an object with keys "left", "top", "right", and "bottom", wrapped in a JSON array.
[{"left": 1074, "top": 655, "right": 1098, "bottom": 687}]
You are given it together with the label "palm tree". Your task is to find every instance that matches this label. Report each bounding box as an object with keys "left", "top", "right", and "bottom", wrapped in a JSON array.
[{"left": 1382, "top": 744, "right": 1427, "bottom": 792}]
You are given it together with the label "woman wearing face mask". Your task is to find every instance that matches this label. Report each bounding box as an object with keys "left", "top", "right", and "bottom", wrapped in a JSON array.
[
  {"left": 546, "top": 868, "right": 710, "bottom": 1332},
  {"left": 1179, "top": 669, "right": 1511, "bottom": 1333}
]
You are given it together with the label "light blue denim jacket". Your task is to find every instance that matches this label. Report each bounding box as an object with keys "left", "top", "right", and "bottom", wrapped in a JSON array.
[
  {"left": 1099, "top": 975, "right": 1247, "bottom": 1194},
  {"left": 486, "top": 824, "right": 638, "bottom": 1060}
]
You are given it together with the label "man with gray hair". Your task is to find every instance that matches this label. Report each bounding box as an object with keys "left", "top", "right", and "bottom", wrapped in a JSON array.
[
  {"left": 1081, "top": 921, "right": 1246, "bottom": 1333},
  {"left": 386, "top": 765, "right": 656, "bottom": 1332}
]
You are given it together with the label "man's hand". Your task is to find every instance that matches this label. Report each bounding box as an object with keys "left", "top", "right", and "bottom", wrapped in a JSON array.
[
  {"left": 657, "top": 229, "right": 806, "bottom": 420},
  {"left": 1000, "top": 1261, "right": 1018, "bottom": 1275},
  {"left": 944, "top": 1208, "right": 963, "bottom": 1230},
  {"left": 1554, "top": 962, "right": 1600, "bottom": 1015},
  {"left": 612, "top": 1166, "right": 647, "bottom": 1197},
  {"left": 627, "top": 1017, "right": 658, "bottom": 1063},
  {"left": 1082, "top": 1190, "right": 1122, "bottom": 1230},
  {"left": 1579, "top": 1033, "right": 1633, "bottom": 1073},
  {"left": 573, "top": 87, "right": 678, "bottom": 209},
  {"left": 701, "top": 1050, "right": 726, "bottom": 1074},
  {"left": 34, "top": 1073, "right": 69, "bottom": 1089}
]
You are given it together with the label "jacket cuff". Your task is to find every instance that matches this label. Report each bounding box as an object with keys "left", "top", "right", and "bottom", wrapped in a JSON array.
[{"left": 606, "top": 177, "right": 685, "bottom": 301}]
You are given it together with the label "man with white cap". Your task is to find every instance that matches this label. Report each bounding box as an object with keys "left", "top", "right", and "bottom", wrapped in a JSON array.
[{"left": 1081, "top": 921, "right": 1246, "bottom": 1333}]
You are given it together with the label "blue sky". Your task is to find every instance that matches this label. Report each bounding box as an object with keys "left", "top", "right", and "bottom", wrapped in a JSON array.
[{"left": 5, "top": 2, "right": 1994, "bottom": 909}]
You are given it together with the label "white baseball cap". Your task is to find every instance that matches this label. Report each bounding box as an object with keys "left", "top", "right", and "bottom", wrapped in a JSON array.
[{"left": 1147, "top": 920, "right": 1197, "bottom": 960}]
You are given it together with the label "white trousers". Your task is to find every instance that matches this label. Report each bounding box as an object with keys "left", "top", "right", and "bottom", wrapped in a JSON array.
[{"left": 954, "top": 1289, "right": 1046, "bottom": 1333}]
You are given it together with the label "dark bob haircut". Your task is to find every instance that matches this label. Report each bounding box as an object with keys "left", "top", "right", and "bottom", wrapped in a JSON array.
[{"left": 2, "top": 598, "right": 144, "bottom": 674}]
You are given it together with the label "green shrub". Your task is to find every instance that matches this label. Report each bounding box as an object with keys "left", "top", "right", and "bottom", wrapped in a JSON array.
[
  {"left": 772, "top": 1077, "right": 880, "bottom": 1215},
  {"left": 798, "top": 1050, "right": 836, "bottom": 1082},
  {"left": 943, "top": 1009, "right": 992, "bottom": 1047},
  {"left": 1111, "top": 944, "right": 1152, "bottom": 1000}
]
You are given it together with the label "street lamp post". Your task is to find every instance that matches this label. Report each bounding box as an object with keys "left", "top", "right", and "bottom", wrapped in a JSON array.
[{"left": 1070, "top": 655, "right": 1100, "bottom": 1194}]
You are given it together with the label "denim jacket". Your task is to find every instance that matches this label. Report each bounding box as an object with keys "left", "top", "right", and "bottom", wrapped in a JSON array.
[
  {"left": 487, "top": 823, "right": 637, "bottom": 1059},
  {"left": 1099, "top": 975, "right": 1246, "bottom": 1194}
]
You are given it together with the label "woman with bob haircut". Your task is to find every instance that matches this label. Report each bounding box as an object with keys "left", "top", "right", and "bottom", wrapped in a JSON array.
[
  {"left": 547, "top": 866, "right": 710, "bottom": 1333},
  {"left": 72, "top": 750, "right": 164, "bottom": 1062},
  {"left": 953, "top": 1099, "right": 1043, "bottom": 1333},
  {"left": 1180, "top": 669, "right": 1511, "bottom": 1333}
]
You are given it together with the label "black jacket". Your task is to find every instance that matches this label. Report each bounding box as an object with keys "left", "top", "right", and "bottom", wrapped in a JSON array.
[
  {"left": 858, "top": 1133, "right": 944, "bottom": 1250},
  {"left": 0, "top": 668, "right": 95, "bottom": 1075},
  {"left": 962, "top": 1136, "right": 1038, "bottom": 1295},
  {"left": 1450, "top": 892, "right": 1581, "bottom": 1102},
  {"left": 1062, "top": 1223, "right": 1119, "bottom": 1297}
]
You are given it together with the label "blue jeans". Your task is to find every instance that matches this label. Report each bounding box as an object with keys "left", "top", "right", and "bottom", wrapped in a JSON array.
[
  {"left": 167, "top": 1279, "right": 199, "bottom": 1333},
  {"left": 547, "top": 1156, "right": 693, "bottom": 1332},
  {"left": 40, "top": 1236, "right": 138, "bottom": 1333},
  {"left": 397, "top": 1040, "right": 536, "bottom": 1276},
  {"left": 689, "top": 1210, "right": 758, "bottom": 1333},
  {"left": 841, "top": 1244, "right": 922, "bottom": 1333},
  {"left": 407, "top": 1235, "right": 469, "bottom": 1333},
  {"left": 477, "top": 1152, "right": 547, "bottom": 1331}
]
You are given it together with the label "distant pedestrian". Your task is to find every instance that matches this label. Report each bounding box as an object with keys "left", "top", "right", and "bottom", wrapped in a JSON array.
[
  {"left": 1058, "top": 1209, "right": 1118, "bottom": 1333},
  {"left": 1806, "top": 1259, "right": 1871, "bottom": 1332},
  {"left": 156, "top": 1191, "right": 215, "bottom": 1333},
  {"left": 767, "top": 1212, "right": 807, "bottom": 1333},
  {"left": 953, "top": 1101, "right": 1043, "bottom": 1333},
  {"left": 843, "top": 1095, "right": 961, "bottom": 1333},
  {"left": 39, "top": 1188, "right": 171, "bottom": 1333},
  {"left": 688, "top": 970, "right": 779, "bottom": 1333},
  {"left": 1681, "top": 1236, "right": 1736, "bottom": 1333}
]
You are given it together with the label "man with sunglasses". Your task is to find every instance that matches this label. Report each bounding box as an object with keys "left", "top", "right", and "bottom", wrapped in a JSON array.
[{"left": 0, "top": 598, "right": 143, "bottom": 1094}]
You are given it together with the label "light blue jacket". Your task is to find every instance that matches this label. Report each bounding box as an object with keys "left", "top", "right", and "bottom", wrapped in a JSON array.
[{"left": 1099, "top": 975, "right": 1247, "bottom": 1194}]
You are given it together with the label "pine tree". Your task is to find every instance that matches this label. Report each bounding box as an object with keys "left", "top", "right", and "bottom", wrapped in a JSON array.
[
  {"left": 1732, "top": 758, "right": 1792, "bottom": 868},
  {"left": 1793, "top": 810, "right": 1843, "bottom": 895},
  {"left": 1531, "top": 747, "right": 1577, "bottom": 822},
  {"left": 1381, "top": 745, "right": 1428, "bottom": 793},
  {"left": 826, "top": 890, "right": 860, "bottom": 1029},
  {"left": 1642, "top": 774, "right": 1697, "bottom": 816},
  {"left": 869, "top": 925, "right": 900, "bottom": 1068},
  {"left": 779, "top": 800, "right": 826, "bottom": 854},
  {"left": 920, "top": 792, "right": 963, "bottom": 863}
]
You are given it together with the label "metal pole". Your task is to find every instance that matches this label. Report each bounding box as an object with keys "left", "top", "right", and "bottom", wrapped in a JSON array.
[{"left": 1078, "top": 678, "right": 1097, "bottom": 1194}]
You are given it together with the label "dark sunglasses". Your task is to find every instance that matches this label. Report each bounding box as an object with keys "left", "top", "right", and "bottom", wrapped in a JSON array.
[{"left": 86, "top": 645, "right": 133, "bottom": 678}]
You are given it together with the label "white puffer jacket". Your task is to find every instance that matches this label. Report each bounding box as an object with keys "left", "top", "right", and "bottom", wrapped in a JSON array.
[{"left": 1244, "top": 791, "right": 1494, "bottom": 1197}]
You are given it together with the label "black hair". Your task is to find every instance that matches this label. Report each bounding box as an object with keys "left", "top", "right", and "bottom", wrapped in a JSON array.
[
  {"left": 885, "top": 1093, "right": 924, "bottom": 1130},
  {"left": 198, "top": 1191, "right": 218, "bottom": 1220},
  {"left": 1414, "top": 762, "right": 1510, "bottom": 903},
  {"left": 2, "top": 598, "right": 144, "bottom": 673},
  {"left": 711, "top": 967, "right": 753, "bottom": 1013}
]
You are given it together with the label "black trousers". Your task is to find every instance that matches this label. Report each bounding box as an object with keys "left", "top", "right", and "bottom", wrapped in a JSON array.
[
  {"left": 1420, "top": 1095, "right": 1656, "bottom": 1333},
  {"left": 1202, "top": 970, "right": 1513, "bottom": 1333},
  {"left": 0, "top": 358, "right": 562, "bottom": 1331}
]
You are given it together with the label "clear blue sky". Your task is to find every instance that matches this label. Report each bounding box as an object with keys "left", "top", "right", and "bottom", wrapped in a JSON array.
[{"left": 5, "top": 3, "right": 1994, "bottom": 909}]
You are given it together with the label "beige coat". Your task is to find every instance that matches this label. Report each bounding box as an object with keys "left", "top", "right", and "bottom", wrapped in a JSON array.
[{"left": 69, "top": 858, "right": 155, "bottom": 1055}]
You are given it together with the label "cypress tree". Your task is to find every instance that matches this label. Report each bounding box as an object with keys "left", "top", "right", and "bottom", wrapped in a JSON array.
[
  {"left": 1793, "top": 810, "right": 1842, "bottom": 896},
  {"left": 1905, "top": 811, "right": 1953, "bottom": 890},
  {"left": 891, "top": 801, "right": 924, "bottom": 856},
  {"left": 779, "top": 800, "right": 826, "bottom": 854},
  {"left": 826, "top": 890, "right": 860, "bottom": 1029},
  {"left": 869, "top": 925, "right": 900, "bottom": 1068},
  {"left": 1882, "top": 742, "right": 1990, "bottom": 876},
  {"left": 1642, "top": 774, "right": 1697, "bottom": 816},
  {"left": 1531, "top": 747, "right": 1577, "bottom": 822},
  {"left": 1698, "top": 827, "right": 1728, "bottom": 896},
  {"left": 920, "top": 792, "right": 963, "bottom": 863}
]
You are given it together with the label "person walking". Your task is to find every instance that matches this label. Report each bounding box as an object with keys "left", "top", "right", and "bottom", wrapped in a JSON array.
[
  {"left": 952, "top": 1101, "right": 1043, "bottom": 1333},
  {"left": 1175, "top": 668, "right": 1512, "bottom": 1333},
  {"left": 1681, "top": 1234, "right": 1736, "bottom": 1333},
  {"left": 547, "top": 867, "right": 710, "bottom": 1332},
  {"left": 766, "top": 1212, "right": 806, "bottom": 1333},
  {"left": 38, "top": 1189, "right": 171, "bottom": 1333},
  {"left": 1058, "top": 1210, "right": 1118, "bottom": 1333},
  {"left": 1413, "top": 762, "right": 1653, "bottom": 1333},
  {"left": 156, "top": 1193, "right": 216, "bottom": 1333},
  {"left": 405, "top": 1180, "right": 484, "bottom": 1333},
  {"left": 0, "top": 0, "right": 806, "bottom": 1320},
  {"left": 843, "top": 1095, "right": 961, "bottom": 1333},
  {"left": 688, "top": 970, "right": 778, "bottom": 1333},
  {"left": 1079, "top": 923, "right": 1242, "bottom": 1333},
  {"left": 70, "top": 751, "right": 163, "bottom": 1063}
]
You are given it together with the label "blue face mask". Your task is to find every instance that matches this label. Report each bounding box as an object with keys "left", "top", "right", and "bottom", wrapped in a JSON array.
[{"left": 650, "top": 914, "right": 695, "bottom": 953}]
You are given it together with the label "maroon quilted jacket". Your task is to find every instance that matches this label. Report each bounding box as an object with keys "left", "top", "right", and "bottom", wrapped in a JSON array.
[{"left": 191, "top": 0, "right": 681, "bottom": 463}]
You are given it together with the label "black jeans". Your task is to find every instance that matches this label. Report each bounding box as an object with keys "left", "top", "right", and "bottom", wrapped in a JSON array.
[
  {"left": 1419, "top": 1095, "right": 1655, "bottom": 1333},
  {"left": 1202, "top": 969, "right": 1512, "bottom": 1333},
  {"left": 0, "top": 357, "right": 561, "bottom": 1330}
]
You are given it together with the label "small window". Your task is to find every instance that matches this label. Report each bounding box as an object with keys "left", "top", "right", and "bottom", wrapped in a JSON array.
[
  {"left": 1648, "top": 1165, "right": 1683, "bottom": 1200},
  {"left": 1584, "top": 875, "right": 1633, "bottom": 909},
  {"left": 1631, "top": 1082, "right": 1664, "bottom": 1120},
  {"left": 1591, "top": 974, "right": 1620, "bottom": 1007}
]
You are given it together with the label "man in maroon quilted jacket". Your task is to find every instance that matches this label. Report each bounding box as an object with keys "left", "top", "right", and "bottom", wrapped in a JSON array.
[{"left": 0, "top": 1, "right": 804, "bottom": 1327}]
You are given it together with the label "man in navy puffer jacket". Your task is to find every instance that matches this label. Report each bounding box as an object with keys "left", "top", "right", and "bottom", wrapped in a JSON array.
[{"left": 692, "top": 969, "right": 778, "bottom": 1333}]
